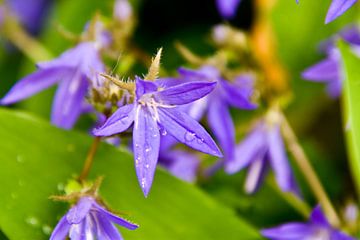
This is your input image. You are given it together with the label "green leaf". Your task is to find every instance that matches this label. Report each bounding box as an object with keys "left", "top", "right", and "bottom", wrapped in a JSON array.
[
  {"left": 0, "top": 108, "right": 259, "bottom": 240},
  {"left": 338, "top": 40, "right": 360, "bottom": 199}
]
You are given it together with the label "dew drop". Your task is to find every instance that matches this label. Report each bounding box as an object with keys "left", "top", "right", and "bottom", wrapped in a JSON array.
[
  {"left": 184, "top": 132, "right": 196, "bottom": 142},
  {"left": 42, "top": 225, "right": 52, "bottom": 235},
  {"left": 145, "top": 164, "right": 150, "bottom": 169},
  {"left": 145, "top": 146, "right": 151, "bottom": 153},
  {"left": 135, "top": 157, "right": 141, "bottom": 166},
  {"left": 26, "top": 216, "right": 39, "bottom": 227},
  {"left": 141, "top": 178, "right": 146, "bottom": 188},
  {"left": 161, "top": 129, "right": 167, "bottom": 136},
  {"left": 16, "top": 155, "right": 24, "bottom": 163},
  {"left": 196, "top": 138, "right": 205, "bottom": 144}
]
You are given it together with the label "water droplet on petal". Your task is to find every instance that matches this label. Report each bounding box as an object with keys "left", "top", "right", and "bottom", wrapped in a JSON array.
[
  {"left": 184, "top": 132, "right": 196, "bottom": 142},
  {"left": 141, "top": 178, "right": 146, "bottom": 188},
  {"left": 161, "top": 129, "right": 167, "bottom": 136},
  {"left": 145, "top": 164, "right": 150, "bottom": 169},
  {"left": 145, "top": 146, "right": 151, "bottom": 153},
  {"left": 135, "top": 157, "right": 141, "bottom": 166},
  {"left": 196, "top": 138, "right": 204, "bottom": 144}
]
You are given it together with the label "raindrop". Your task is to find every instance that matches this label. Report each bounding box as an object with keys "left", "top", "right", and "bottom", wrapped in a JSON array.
[
  {"left": 16, "top": 155, "right": 24, "bottom": 163},
  {"left": 141, "top": 178, "right": 146, "bottom": 188},
  {"left": 11, "top": 192, "right": 18, "bottom": 199},
  {"left": 196, "top": 138, "right": 205, "bottom": 144},
  {"left": 184, "top": 132, "right": 196, "bottom": 142},
  {"left": 145, "top": 146, "right": 151, "bottom": 153},
  {"left": 145, "top": 164, "right": 150, "bottom": 169},
  {"left": 161, "top": 129, "right": 167, "bottom": 136},
  {"left": 135, "top": 157, "right": 141, "bottom": 166},
  {"left": 42, "top": 225, "right": 52, "bottom": 235},
  {"left": 26, "top": 216, "right": 39, "bottom": 227}
]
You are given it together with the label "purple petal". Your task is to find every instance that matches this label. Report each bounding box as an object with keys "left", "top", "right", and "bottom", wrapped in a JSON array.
[
  {"left": 225, "top": 125, "right": 267, "bottom": 174},
  {"left": 66, "top": 197, "right": 94, "bottom": 224},
  {"left": 244, "top": 158, "right": 268, "bottom": 194},
  {"left": 261, "top": 223, "right": 313, "bottom": 239},
  {"left": 50, "top": 215, "right": 71, "bottom": 240},
  {"left": 216, "top": 0, "right": 242, "bottom": 19},
  {"left": 92, "top": 202, "right": 139, "bottom": 230},
  {"left": 185, "top": 97, "right": 208, "bottom": 121},
  {"left": 160, "top": 150, "right": 200, "bottom": 182},
  {"left": 96, "top": 212, "right": 123, "bottom": 240},
  {"left": 207, "top": 98, "right": 235, "bottom": 161},
  {"left": 69, "top": 222, "right": 86, "bottom": 240},
  {"left": 302, "top": 57, "right": 340, "bottom": 82},
  {"left": 326, "top": 78, "right": 342, "bottom": 98},
  {"left": 158, "top": 108, "right": 222, "bottom": 157},
  {"left": 330, "top": 230, "right": 356, "bottom": 240},
  {"left": 310, "top": 206, "right": 330, "bottom": 227},
  {"left": 135, "top": 78, "right": 158, "bottom": 99},
  {"left": 133, "top": 106, "right": 160, "bottom": 197},
  {"left": 93, "top": 104, "right": 135, "bottom": 136},
  {"left": 267, "top": 125, "right": 297, "bottom": 193},
  {"left": 51, "top": 73, "right": 88, "bottom": 129},
  {"left": 153, "top": 81, "right": 216, "bottom": 105},
  {"left": 221, "top": 76, "right": 258, "bottom": 109},
  {"left": 325, "top": 0, "right": 357, "bottom": 24},
  {"left": 178, "top": 66, "right": 220, "bottom": 82},
  {"left": 1, "top": 67, "right": 72, "bottom": 105}
]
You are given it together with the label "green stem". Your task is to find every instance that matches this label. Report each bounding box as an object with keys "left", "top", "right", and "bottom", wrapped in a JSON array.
[
  {"left": 281, "top": 112, "right": 341, "bottom": 227},
  {"left": 78, "top": 137, "right": 101, "bottom": 182}
]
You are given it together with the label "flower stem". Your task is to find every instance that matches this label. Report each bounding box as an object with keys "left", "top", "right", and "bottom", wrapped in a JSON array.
[
  {"left": 2, "top": 16, "right": 52, "bottom": 62},
  {"left": 280, "top": 112, "right": 341, "bottom": 227},
  {"left": 78, "top": 137, "right": 102, "bottom": 182}
]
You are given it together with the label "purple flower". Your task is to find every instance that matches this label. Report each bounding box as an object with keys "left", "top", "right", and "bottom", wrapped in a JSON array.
[
  {"left": 159, "top": 135, "right": 200, "bottom": 182},
  {"left": 216, "top": 0, "right": 242, "bottom": 19},
  {"left": 93, "top": 78, "right": 222, "bottom": 196},
  {"left": 5, "top": 0, "right": 53, "bottom": 35},
  {"left": 1, "top": 42, "right": 105, "bottom": 129},
  {"left": 325, "top": 0, "right": 357, "bottom": 24},
  {"left": 178, "top": 66, "right": 257, "bottom": 165},
  {"left": 225, "top": 120, "right": 298, "bottom": 194},
  {"left": 261, "top": 206, "right": 354, "bottom": 240},
  {"left": 50, "top": 196, "right": 138, "bottom": 240},
  {"left": 302, "top": 25, "right": 360, "bottom": 98}
]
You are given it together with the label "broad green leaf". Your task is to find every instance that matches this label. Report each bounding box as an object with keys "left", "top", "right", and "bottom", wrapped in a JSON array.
[
  {"left": 339, "top": 40, "right": 360, "bottom": 199},
  {"left": 0, "top": 108, "right": 259, "bottom": 240}
]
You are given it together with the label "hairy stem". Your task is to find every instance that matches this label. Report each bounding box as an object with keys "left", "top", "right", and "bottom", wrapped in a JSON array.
[
  {"left": 281, "top": 113, "right": 341, "bottom": 227},
  {"left": 78, "top": 137, "right": 102, "bottom": 182}
]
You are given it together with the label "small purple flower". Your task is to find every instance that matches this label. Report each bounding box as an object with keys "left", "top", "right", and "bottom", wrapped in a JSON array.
[
  {"left": 261, "top": 206, "right": 354, "bottom": 240},
  {"left": 225, "top": 119, "right": 298, "bottom": 194},
  {"left": 325, "top": 0, "right": 357, "bottom": 24},
  {"left": 50, "top": 196, "right": 138, "bottom": 240},
  {"left": 216, "top": 0, "right": 242, "bottom": 19},
  {"left": 94, "top": 78, "right": 222, "bottom": 196},
  {"left": 1, "top": 42, "right": 105, "bottom": 129},
  {"left": 159, "top": 135, "right": 200, "bottom": 182},
  {"left": 302, "top": 25, "right": 360, "bottom": 98},
  {"left": 178, "top": 66, "right": 257, "bottom": 165},
  {"left": 114, "top": 0, "right": 133, "bottom": 22}
]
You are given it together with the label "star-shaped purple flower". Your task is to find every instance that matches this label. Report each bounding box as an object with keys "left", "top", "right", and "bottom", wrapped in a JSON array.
[
  {"left": 178, "top": 66, "right": 257, "bottom": 165},
  {"left": 94, "top": 78, "right": 222, "bottom": 196},
  {"left": 302, "top": 25, "right": 360, "bottom": 98},
  {"left": 1, "top": 42, "right": 105, "bottom": 129},
  {"left": 50, "top": 196, "right": 138, "bottom": 240},
  {"left": 325, "top": 0, "right": 357, "bottom": 24},
  {"left": 261, "top": 206, "right": 354, "bottom": 240},
  {"left": 225, "top": 120, "right": 298, "bottom": 194}
]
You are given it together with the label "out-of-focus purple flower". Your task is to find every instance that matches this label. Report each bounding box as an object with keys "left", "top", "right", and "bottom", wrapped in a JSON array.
[
  {"left": 216, "top": 0, "right": 242, "bottom": 19},
  {"left": 50, "top": 196, "right": 138, "bottom": 240},
  {"left": 1, "top": 42, "right": 105, "bottom": 129},
  {"left": 178, "top": 66, "right": 257, "bottom": 165},
  {"left": 5, "top": 0, "right": 53, "bottom": 35},
  {"left": 302, "top": 25, "right": 360, "bottom": 98},
  {"left": 159, "top": 135, "right": 200, "bottom": 182},
  {"left": 93, "top": 78, "right": 222, "bottom": 196},
  {"left": 325, "top": 0, "right": 357, "bottom": 24},
  {"left": 225, "top": 120, "right": 298, "bottom": 194},
  {"left": 114, "top": 0, "right": 133, "bottom": 22},
  {"left": 262, "top": 206, "right": 354, "bottom": 240}
]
